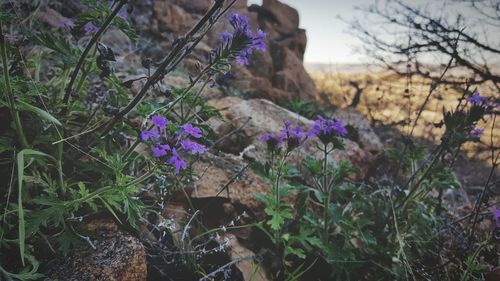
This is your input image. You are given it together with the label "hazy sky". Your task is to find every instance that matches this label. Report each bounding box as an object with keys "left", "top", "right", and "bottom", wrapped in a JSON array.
[
  {"left": 247, "top": 0, "right": 499, "bottom": 64},
  {"left": 248, "top": 0, "right": 372, "bottom": 64}
]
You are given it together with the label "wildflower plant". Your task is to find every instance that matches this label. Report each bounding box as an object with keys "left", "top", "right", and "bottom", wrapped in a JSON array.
[
  {"left": 256, "top": 117, "right": 352, "bottom": 278},
  {"left": 0, "top": 0, "right": 267, "bottom": 279}
]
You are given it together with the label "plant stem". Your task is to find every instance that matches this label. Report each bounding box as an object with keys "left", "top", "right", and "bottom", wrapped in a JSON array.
[
  {"left": 56, "top": 142, "right": 65, "bottom": 194},
  {"left": 0, "top": 23, "right": 29, "bottom": 149},
  {"left": 125, "top": 167, "right": 156, "bottom": 187},
  {"left": 322, "top": 143, "right": 330, "bottom": 243},
  {"left": 273, "top": 152, "right": 289, "bottom": 247},
  {"left": 62, "top": 0, "right": 127, "bottom": 105}
]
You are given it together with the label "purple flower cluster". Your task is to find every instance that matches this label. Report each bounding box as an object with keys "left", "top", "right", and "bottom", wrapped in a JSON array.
[
  {"left": 260, "top": 117, "right": 348, "bottom": 152},
  {"left": 466, "top": 92, "right": 499, "bottom": 110},
  {"left": 469, "top": 126, "right": 484, "bottom": 139},
  {"left": 466, "top": 92, "right": 489, "bottom": 104},
  {"left": 260, "top": 120, "right": 305, "bottom": 152},
  {"left": 141, "top": 115, "right": 207, "bottom": 173},
  {"left": 308, "top": 116, "right": 348, "bottom": 144},
  {"left": 280, "top": 120, "right": 306, "bottom": 151},
  {"left": 220, "top": 13, "right": 267, "bottom": 65},
  {"left": 492, "top": 207, "right": 500, "bottom": 227}
]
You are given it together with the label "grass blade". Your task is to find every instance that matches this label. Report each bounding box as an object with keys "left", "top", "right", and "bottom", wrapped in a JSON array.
[
  {"left": 16, "top": 149, "right": 53, "bottom": 266},
  {"left": 17, "top": 100, "right": 62, "bottom": 126}
]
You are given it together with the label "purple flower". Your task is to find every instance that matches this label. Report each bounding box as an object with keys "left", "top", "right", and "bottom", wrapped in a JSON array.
[
  {"left": 152, "top": 115, "right": 169, "bottom": 130},
  {"left": 219, "top": 13, "right": 267, "bottom": 66},
  {"left": 260, "top": 133, "right": 278, "bottom": 143},
  {"left": 181, "top": 139, "right": 207, "bottom": 154},
  {"left": 466, "top": 92, "right": 488, "bottom": 104},
  {"left": 469, "top": 127, "right": 484, "bottom": 138},
  {"left": 219, "top": 31, "right": 233, "bottom": 44},
  {"left": 492, "top": 207, "right": 500, "bottom": 227},
  {"left": 229, "top": 13, "right": 252, "bottom": 36},
  {"left": 308, "top": 117, "right": 348, "bottom": 144},
  {"left": 486, "top": 102, "right": 499, "bottom": 110},
  {"left": 141, "top": 129, "right": 160, "bottom": 141},
  {"left": 84, "top": 22, "right": 99, "bottom": 34},
  {"left": 260, "top": 133, "right": 282, "bottom": 152},
  {"left": 279, "top": 120, "right": 305, "bottom": 151},
  {"left": 253, "top": 29, "right": 267, "bottom": 51},
  {"left": 51, "top": 18, "right": 75, "bottom": 28},
  {"left": 181, "top": 124, "right": 202, "bottom": 138},
  {"left": 280, "top": 120, "right": 304, "bottom": 140},
  {"left": 168, "top": 149, "right": 187, "bottom": 174},
  {"left": 236, "top": 48, "right": 253, "bottom": 65},
  {"left": 118, "top": 10, "right": 127, "bottom": 18},
  {"left": 152, "top": 144, "right": 171, "bottom": 158}
]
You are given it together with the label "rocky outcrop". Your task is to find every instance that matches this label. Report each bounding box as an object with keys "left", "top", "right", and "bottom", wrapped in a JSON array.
[
  {"left": 135, "top": 0, "right": 318, "bottom": 103},
  {"left": 45, "top": 219, "right": 147, "bottom": 281}
]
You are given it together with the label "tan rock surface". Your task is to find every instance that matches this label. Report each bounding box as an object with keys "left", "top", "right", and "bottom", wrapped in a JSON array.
[{"left": 45, "top": 219, "right": 147, "bottom": 281}]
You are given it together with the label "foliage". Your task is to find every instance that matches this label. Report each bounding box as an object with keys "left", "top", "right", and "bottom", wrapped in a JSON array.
[
  {"left": 281, "top": 99, "right": 328, "bottom": 120},
  {"left": 0, "top": 0, "right": 498, "bottom": 280}
]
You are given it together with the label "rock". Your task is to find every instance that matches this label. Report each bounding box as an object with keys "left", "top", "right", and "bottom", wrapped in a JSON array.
[
  {"left": 153, "top": 1, "right": 197, "bottom": 35},
  {"left": 222, "top": 234, "right": 271, "bottom": 281},
  {"left": 261, "top": 0, "right": 300, "bottom": 35},
  {"left": 36, "top": 7, "right": 68, "bottom": 27},
  {"left": 207, "top": 97, "right": 375, "bottom": 179},
  {"left": 101, "top": 29, "right": 131, "bottom": 56},
  {"left": 172, "top": 0, "right": 213, "bottom": 14},
  {"left": 331, "top": 107, "right": 384, "bottom": 154},
  {"left": 270, "top": 44, "right": 317, "bottom": 100},
  {"left": 45, "top": 219, "right": 147, "bottom": 281},
  {"left": 190, "top": 151, "right": 271, "bottom": 212},
  {"left": 278, "top": 29, "right": 307, "bottom": 61},
  {"left": 230, "top": 76, "right": 291, "bottom": 101},
  {"left": 139, "top": 0, "right": 317, "bottom": 103}
]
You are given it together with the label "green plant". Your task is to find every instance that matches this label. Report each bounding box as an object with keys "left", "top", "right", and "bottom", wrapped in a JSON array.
[
  {"left": 0, "top": 1, "right": 267, "bottom": 279},
  {"left": 281, "top": 99, "right": 328, "bottom": 120}
]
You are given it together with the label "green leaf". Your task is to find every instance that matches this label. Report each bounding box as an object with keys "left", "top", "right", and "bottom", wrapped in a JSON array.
[
  {"left": 17, "top": 149, "right": 54, "bottom": 266},
  {"left": 98, "top": 196, "right": 122, "bottom": 224},
  {"left": 265, "top": 206, "right": 292, "bottom": 231},
  {"left": 17, "top": 100, "right": 62, "bottom": 126}
]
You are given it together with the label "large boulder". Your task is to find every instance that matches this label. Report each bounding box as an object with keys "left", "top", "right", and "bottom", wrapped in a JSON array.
[
  {"left": 130, "top": 0, "right": 318, "bottom": 103},
  {"left": 153, "top": 1, "right": 197, "bottom": 35},
  {"left": 331, "top": 107, "right": 384, "bottom": 154},
  {"left": 190, "top": 151, "right": 272, "bottom": 211},
  {"left": 261, "top": 0, "right": 300, "bottom": 35},
  {"left": 270, "top": 43, "right": 317, "bottom": 100}
]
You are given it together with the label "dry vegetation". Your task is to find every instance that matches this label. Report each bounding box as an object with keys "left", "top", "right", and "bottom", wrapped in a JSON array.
[{"left": 310, "top": 69, "right": 499, "bottom": 166}]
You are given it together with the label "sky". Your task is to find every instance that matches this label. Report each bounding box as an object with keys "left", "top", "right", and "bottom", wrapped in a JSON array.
[
  {"left": 248, "top": 0, "right": 373, "bottom": 64},
  {"left": 247, "top": 0, "right": 500, "bottom": 65}
]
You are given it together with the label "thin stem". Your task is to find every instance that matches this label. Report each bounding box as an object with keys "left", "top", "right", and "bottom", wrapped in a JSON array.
[
  {"left": 183, "top": 79, "right": 211, "bottom": 122},
  {"left": 398, "top": 147, "right": 444, "bottom": 210},
  {"left": 273, "top": 151, "right": 289, "bottom": 246},
  {"left": 62, "top": 0, "right": 127, "bottom": 104},
  {"left": 0, "top": 22, "right": 29, "bottom": 148},
  {"left": 56, "top": 142, "right": 65, "bottom": 195},
  {"left": 125, "top": 167, "right": 156, "bottom": 187},
  {"left": 55, "top": 68, "right": 70, "bottom": 104},
  {"left": 322, "top": 143, "right": 330, "bottom": 243}
]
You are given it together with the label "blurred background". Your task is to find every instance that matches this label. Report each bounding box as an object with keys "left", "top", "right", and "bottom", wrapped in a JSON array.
[{"left": 248, "top": 0, "right": 500, "bottom": 186}]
